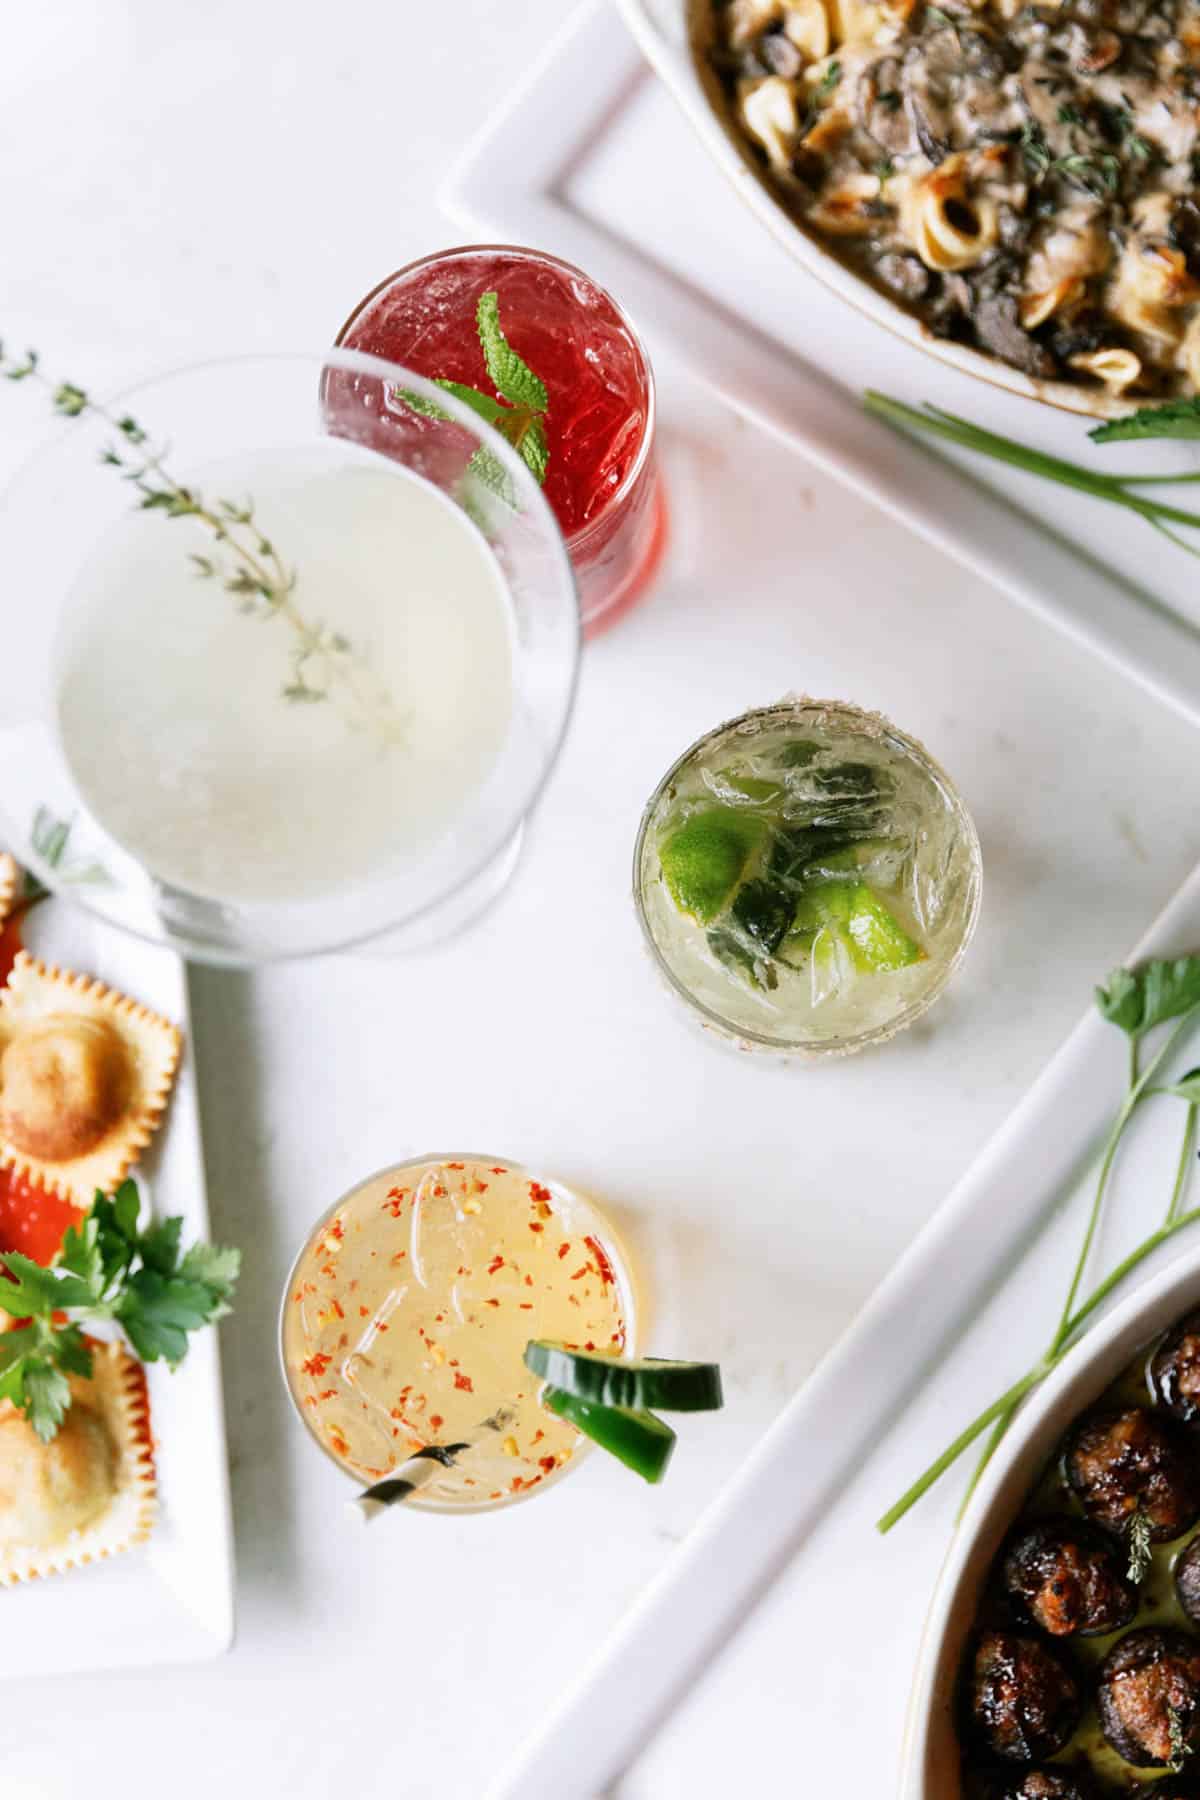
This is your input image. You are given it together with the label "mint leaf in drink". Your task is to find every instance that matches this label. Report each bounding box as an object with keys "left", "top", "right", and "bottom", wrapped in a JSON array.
[
  {"left": 519, "top": 416, "right": 549, "bottom": 485},
  {"left": 466, "top": 444, "right": 518, "bottom": 508},
  {"left": 432, "top": 379, "right": 508, "bottom": 426},
  {"left": 476, "top": 291, "right": 548, "bottom": 413},
  {"left": 1091, "top": 401, "right": 1200, "bottom": 443},
  {"left": 395, "top": 294, "right": 552, "bottom": 496},
  {"left": 393, "top": 386, "right": 453, "bottom": 422},
  {"left": 394, "top": 381, "right": 509, "bottom": 428},
  {"left": 1096, "top": 956, "right": 1200, "bottom": 1039}
]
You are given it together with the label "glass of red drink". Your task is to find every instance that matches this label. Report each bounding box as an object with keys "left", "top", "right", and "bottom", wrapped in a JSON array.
[{"left": 335, "top": 245, "right": 667, "bottom": 635}]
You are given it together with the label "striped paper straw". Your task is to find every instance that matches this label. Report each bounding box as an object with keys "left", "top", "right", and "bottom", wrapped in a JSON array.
[{"left": 347, "top": 1406, "right": 516, "bottom": 1522}]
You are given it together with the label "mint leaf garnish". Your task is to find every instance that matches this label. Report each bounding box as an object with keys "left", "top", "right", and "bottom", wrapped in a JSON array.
[
  {"left": 476, "top": 291, "right": 548, "bottom": 412},
  {"left": 519, "top": 416, "right": 550, "bottom": 485},
  {"left": 466, "top": 444, "right": 518, "bottom": 507},
  {"left": 432, "top": 379, "right": 508, "bottom": 426},
  {"left": 393, "top": 292, "right": 553, "bottom": 495}
]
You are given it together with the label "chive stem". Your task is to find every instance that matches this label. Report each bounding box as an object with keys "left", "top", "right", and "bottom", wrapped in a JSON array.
[
  {"left": 1167, "top": 1104, "right": 1198, "bottom": 1227},
  {"left": 862, "top": 392, "right": 1200, "bottom": 549}
]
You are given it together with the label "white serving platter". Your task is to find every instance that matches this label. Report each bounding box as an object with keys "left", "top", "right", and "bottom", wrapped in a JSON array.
[
  {"left": 442, "top": 0, "right": 1200, "bottom": 729},
  {"left": 486, "top": 858, "right": 1200, "bottom": 1796},
  {"left": 0, "top": 892, "right": 233, "bottom": 1679}
]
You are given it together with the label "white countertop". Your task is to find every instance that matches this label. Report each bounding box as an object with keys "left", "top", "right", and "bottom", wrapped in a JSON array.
[{"left": 3, "top": 3, "right": 1200, "bottom": 1796}]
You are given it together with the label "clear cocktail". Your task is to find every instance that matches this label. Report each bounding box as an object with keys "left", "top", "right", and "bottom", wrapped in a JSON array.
[
  {"left": 281, "top": 1156, "right": 638, "bottom": 1510},
  {"left": 0, "top": 349, "right": 578, "bottom": 962},
  {"left": 635, "top": 699, "right": 981, "bottom": 1056},
  {"left": 335, "top": 246, "right": 666, "bottom": 635}
]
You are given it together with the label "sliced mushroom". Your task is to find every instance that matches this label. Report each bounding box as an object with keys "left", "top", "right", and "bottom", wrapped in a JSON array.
[
  {"left": 971, "top": 292, "right": 1059, "bottom": 377},
  {"left": 859, "top": 56, "right": 917, "bottom": 154},
  {"left": 901, "top": 28, "right": 962, "bottom": 165}
]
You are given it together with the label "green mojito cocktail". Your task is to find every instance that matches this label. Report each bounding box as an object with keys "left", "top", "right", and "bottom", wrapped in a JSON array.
[{"left": 634, "top": 699, "right": 981, "bottom": 1057}]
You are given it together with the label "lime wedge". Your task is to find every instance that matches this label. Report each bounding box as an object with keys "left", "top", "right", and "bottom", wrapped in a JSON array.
[
  {"left": 658, "top": 809, "right": 764, "bottom": 924},
  {"left": 791, "top": 880, "right": 921, "bottom": 973},
  {"left": 842, "top": 887, "right": 922, "bottom": 972}
]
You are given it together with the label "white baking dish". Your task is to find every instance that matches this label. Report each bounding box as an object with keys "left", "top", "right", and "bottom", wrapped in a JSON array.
[
  {"left": 901, "top": 1247, "right": 1200, "bottom": 1797},
  {"left": 615, "top": 0, "right": 1131, "bottom": 419}
]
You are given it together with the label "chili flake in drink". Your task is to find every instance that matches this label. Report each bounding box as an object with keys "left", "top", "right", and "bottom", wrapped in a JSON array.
[{"left": 281, "top": 1157, "right": 636, "bottom": 1509}]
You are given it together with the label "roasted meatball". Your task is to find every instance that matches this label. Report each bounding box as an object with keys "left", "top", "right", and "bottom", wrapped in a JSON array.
[
  {"left": 1065, "top": 1407, "right": 1200, "bottom": 1542},
  {"left": 966, "top": 1770, "right": 1098, "bottom": 1800},
  {"left": 1152, "top": 1312, "right": 1200, "bottom": 1425},
  {"left": 966, "top": 1629, "right": 1083, "bottom": 1763},
  {"left": 1175, "top": 1533, "right": 1200, "bottom": 1625},
  {"left": 1003, "top": 1519, "right": 1137, "bottom": 1637},
  {"left": 1096, "top": 1627, "right": 1200, "bottom": 1767}
]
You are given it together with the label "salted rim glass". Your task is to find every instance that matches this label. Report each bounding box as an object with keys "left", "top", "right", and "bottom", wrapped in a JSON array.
[
  {"left": 0, "top": 349, "right": 579, "bottom": 966},
  {"left": 633, "top": 699, "right": 983, "bottom": 1058},
  {"left": 278, "top": 1153, "right": 642, "bottom": 1515}
]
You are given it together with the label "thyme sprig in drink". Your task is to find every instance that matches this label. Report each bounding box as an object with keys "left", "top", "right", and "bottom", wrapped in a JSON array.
[
  {"left": 635, "top": 699, "right": 981, "bottom": 1057},
  {"left": 336, "top": 246, "right": 666, "bottom": 634},
  {"left": 281, "top": 1156, "right": 638, "bottom": 1511}
]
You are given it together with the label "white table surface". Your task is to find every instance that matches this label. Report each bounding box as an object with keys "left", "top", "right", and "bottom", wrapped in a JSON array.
[{"left": 3, "top": 4, "right": 1200, "bottom": 1796}]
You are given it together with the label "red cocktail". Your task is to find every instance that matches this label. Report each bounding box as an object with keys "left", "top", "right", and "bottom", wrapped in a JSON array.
[{"left": 336, "top": 246, "right": 666, "bottom": 634}]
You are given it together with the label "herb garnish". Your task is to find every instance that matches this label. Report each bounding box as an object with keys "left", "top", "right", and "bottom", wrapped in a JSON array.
[
  {"left": 1091, "top": 400, "right": 1200, "bottom": 444},
  {"left": 1127, "top": 1508, "right": 1154, "bottom": 1584},
  {"left": 1018, "top": 121, "right": 1121, "bottom": 198},
  {"left": 878, "top": 956, "right": 1200, "bottom": 1533},
  {"left": 1, "top": 343, "right": 405, "bottom": 744},
  {"left": 0, "top": 1180, "right": 239, "bottom": 1442},
  {"left": 396, "top": 290, "right": 550, "bottom": 504},
  {"left": 800, "top": 60, "right": 843, "bottom": 137},
  {"left": 864, "top": 393, "right": 1200, "bottom": 560},
  {"left": 1169, "top": 1701, "right": 1194, "bottom": 1774}
]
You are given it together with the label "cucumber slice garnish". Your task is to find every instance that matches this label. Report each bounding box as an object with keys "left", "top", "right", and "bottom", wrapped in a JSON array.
[
  {"left": 541, "top": 1386, "right": 677, "bottom": 1484},
  {"left": 525, "top": 1342, "right": 724, "bottom": 1413}
]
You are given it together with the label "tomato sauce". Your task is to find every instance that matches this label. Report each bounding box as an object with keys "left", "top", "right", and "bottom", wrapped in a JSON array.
[{"left": 0, "top": 910, "right": 83, "bottom": 1266}]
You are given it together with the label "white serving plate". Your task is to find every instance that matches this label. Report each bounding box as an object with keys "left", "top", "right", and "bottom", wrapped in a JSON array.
[
  {"left": 0, "top": 893, "right": 233, "bottom": 1679},
  {"left": 487, "top": 863, "right": 1200, "bottom": 1796},
  {"left": 442, "top": 0, "right": 1200, "bottom": 728},
  {"left": 903, "top": 1247, "right": 1200, "bottom": 1799}
]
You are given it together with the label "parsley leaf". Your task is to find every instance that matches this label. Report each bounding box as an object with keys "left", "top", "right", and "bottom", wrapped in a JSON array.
[
  {"left": 0, "top": 1178, "right": 240, "bottom": 1439},
  {"left": 1091, "top": 400, "right": 1200, "bottom": 444},
  {"left": 1096, "top": 957, "right": 1200, "bottom": 1040}
]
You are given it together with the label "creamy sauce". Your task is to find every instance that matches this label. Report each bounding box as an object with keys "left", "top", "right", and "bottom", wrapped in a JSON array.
[{"left": 708, "top": 0, "right": 1200, "bottom": 397}]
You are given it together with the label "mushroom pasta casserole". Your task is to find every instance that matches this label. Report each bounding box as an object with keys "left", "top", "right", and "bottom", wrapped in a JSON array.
[{"left": 704, "top": 0, "right": 1200, "bottom": 398}]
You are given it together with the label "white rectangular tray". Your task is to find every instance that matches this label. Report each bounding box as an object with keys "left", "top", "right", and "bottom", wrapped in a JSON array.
[
  {"left": 443, "top": 0, "right": 1200, "bottom": 729},
  {"left": 0, "top": 896, "right": 234, "bottom": 1679},
  {"left": 490, "top": 862, "right": 1200, "bottom": 1797}
]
